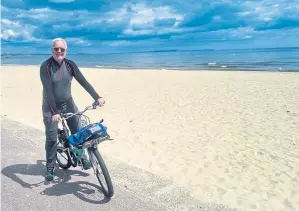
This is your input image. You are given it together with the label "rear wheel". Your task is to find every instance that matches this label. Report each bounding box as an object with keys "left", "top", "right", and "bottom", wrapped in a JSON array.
[{"left": 89, "top": 148, "right": 114, "bottom": 197}]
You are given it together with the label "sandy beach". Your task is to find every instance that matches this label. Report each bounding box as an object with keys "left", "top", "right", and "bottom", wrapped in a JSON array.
[{"left": 1, "top": 65, "right": 298, "bottom": 211}]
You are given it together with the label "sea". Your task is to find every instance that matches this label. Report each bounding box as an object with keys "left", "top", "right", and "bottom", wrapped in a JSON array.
[{"left": 1, "top": 47, "right": 299, "bottom": 72}]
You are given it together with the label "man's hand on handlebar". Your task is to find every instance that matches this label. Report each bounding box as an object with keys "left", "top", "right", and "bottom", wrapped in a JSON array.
[
  {"left": 94, "top": 97, "right": 105, "bottom": 107},
  {"left": 52, "top": 114, "right": 62, "bottom": 123}
]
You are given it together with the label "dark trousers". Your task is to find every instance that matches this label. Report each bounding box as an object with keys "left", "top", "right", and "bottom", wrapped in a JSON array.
[{"left": 42, "top": 98, "right": 80, "bottom": 169}]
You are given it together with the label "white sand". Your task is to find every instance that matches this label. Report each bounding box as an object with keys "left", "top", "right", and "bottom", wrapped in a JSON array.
[{"left": 1, "top": 65, "right": 299, "bottom": 211}]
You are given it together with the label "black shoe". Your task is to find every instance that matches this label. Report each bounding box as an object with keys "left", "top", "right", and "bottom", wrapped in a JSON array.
[{"left": 45, "top": 168, "right": 54, "bottom": 181}]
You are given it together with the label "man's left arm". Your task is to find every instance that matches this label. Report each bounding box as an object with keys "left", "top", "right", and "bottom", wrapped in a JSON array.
[{"left": 70, "top": 61, "right": 101, "bottom": 101}]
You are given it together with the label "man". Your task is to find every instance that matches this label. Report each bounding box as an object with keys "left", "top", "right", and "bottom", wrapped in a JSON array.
[{"left": 40, "top": 38, "right": 105, "bottom": 181}]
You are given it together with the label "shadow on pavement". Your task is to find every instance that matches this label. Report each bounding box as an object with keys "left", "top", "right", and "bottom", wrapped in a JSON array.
[{"left": 1, "top": 160, "right": 111, "bottom": 204}]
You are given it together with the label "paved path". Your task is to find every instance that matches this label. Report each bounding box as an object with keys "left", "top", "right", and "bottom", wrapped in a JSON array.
[{"left": 1, "top": 116, "right": 238, "bottom": 211}]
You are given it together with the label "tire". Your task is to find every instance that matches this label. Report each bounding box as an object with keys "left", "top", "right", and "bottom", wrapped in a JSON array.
[
  {"left": 56, "top": 140, "right": 72, "bottom": 169},
  {"left": 89, "top": 148, "right": 114, "bottom": 197}
]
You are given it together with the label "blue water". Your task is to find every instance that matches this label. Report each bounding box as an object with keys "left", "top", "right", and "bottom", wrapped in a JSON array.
[{"left": 1, "top": 47, "right": 299, "bottom": 72}]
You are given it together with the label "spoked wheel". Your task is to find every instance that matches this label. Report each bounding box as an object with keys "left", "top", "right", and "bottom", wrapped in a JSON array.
[
  {"left": 88, "top": 148, "right": 114, "bottom": 197},
  {"left": 57, "top": 140, "right": 72, "bottom": 169}
]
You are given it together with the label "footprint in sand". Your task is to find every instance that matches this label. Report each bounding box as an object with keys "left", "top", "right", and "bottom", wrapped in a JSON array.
[
  {"left": 283, "top": 198, "right": 295, "bottom": 210},
  {"left": 213, "top": 155, "right": 219, "bottom": 161},
  {"left": 158, "top": 162, "right": 167, "bottom": 168},
  {"left": 196, "top": 168, "right": 203, "bottom": 174},
  {"left": 218, "top": 177, "right": 225, "bottom": 183},
  {"left": 217, "top": 187, "right": 227, "bottom": 197},
  {"left": 151, "top": 149, "right": 157, "bottom": 156},
  {"left": 204, "top": 162, "right": 209, "bottom": 168}
]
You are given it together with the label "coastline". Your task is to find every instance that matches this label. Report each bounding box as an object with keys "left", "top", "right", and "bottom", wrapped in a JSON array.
[{"left": 0, "top": 64, "right": 297, "bottom": 73}]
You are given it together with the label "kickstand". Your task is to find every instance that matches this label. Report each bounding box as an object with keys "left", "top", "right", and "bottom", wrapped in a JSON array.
[{"left": 78, "top": 160, "right": 84, "bottom": 170}]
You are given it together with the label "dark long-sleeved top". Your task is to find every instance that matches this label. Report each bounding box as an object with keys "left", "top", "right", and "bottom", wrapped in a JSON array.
[{"left": 40, "top": 57, "right": 100, "bottom": 115}]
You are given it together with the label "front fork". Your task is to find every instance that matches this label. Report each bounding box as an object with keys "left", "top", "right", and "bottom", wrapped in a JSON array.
[
  {"left": 67, "top": 145, "right": 77, "bottom": 167},
  {"left": 87, "top": 145, "right": 99, "bottom": 175}
]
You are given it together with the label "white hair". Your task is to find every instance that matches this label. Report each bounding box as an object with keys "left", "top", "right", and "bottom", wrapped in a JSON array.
[{"left": 51, "top": 38, "right": 67, "bottom": 49}]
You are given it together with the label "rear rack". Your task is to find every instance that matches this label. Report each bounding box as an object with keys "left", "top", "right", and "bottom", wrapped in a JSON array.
[{"left": 78, "top": 134, "right": 113, "bottom": 149}]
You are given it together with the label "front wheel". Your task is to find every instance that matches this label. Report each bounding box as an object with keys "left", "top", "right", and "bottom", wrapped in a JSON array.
[
  {"left": 56, "top": 139, "right": 72, "bottom": 169},
  {"left": 88, "top": 147, "right": 114, "bottom": 197}
]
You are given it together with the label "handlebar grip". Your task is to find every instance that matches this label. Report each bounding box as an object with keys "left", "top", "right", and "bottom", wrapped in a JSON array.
[{"left": 92, "top": 101, "right": 100, "bottom": 107}]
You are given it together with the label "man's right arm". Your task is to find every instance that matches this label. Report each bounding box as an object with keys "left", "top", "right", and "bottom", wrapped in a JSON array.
[{"left": 40, "top": 63, "right": 58, "bottom": 115}]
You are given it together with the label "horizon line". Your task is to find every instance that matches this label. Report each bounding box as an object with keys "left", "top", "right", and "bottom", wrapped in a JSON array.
[{"left": 2, "top": 46, "right": 299, "bottom": 56}]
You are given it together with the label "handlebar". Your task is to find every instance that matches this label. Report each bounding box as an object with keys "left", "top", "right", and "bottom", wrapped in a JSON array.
[{"left": 60, "top": 101, "right": 100, "bottom": 120}]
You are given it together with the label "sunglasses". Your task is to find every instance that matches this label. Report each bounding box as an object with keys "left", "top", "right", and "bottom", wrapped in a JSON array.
[{"left": 53, "top": 47, "right": 66, "bottom": 52}]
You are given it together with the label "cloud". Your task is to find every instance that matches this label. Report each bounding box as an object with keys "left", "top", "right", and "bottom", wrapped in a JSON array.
[
  {"left": 17, "top": 2, "right": 185, "bottom": 40},
  {"left": 237, "top": 0, "right": 299, "bottom": 30},
  {"left": 255, "top": 18, "right": 299, "bottom": 30},
  {"left": 180, "top": 1, "right": 242, "bottom": 28},
  {"left": 76, "top": 2, "right": 184, "bottom": 37},
  {"left": 169, "top": 27, "right": 256, "bottom": 43},
  {"left": 14, "top": 7, "right": 90, "bottom": 24},
  {"left": 127, "top": 3, "right": 184, "bottom": 28},
  {"left": 0, "top": 18, "right": 38, "bottom": 42},
  {"left": 66, "top": 37, "right": 92, "bottom": 46},
  {"left": 0, "top": 7, "right": 92, "bottom": 48},
  {"left": 102, "top": 40, "right": 137, "bottom": 47},
  {"left": 1, "top": 0, "right": 299, "bottom": 53},
  {"left": 16, "top": 8, "right": 54, "bottom": 20}
]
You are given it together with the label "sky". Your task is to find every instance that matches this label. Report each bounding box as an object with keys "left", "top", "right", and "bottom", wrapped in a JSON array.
[{"left": 1, "top": 0, "right": 299, "bottom": 54}]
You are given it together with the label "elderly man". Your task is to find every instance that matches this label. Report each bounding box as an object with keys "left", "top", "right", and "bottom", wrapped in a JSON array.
[{"left": 40, "top": 38, "right": 105, "bottom": 181}]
